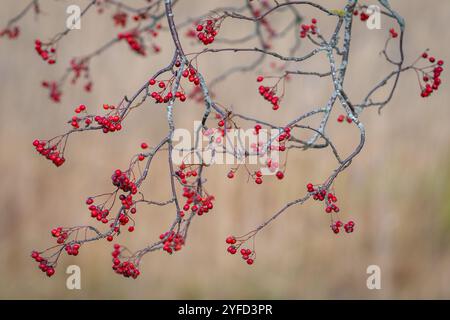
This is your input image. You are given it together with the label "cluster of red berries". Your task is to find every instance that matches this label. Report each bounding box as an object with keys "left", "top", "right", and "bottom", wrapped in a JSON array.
[
  {"left": 41, "top": 81, "right": 62, "bottom": 102},
  {"left": 137, "top": 142, "right": 148, "bottom": 161},
  {"left": 118, "top": 31, "right": 145, "bottom": 55},
  {"left": 0, "top": 26, "right": 20, "bottom": 39},
  {"left": 225, "top": 237, "right": 255, "bottom": 265},
  {"left": 32, "top": 139, "right": 65, "bottom": 167},
  {"left": 176, "top": 163, "right": 198, "bottom": 185},
  {"left": 86, "top": 199, "right": 110, "bottom": 224},
  {"left": 64, "top": 243, "right": 81, "bottom": 256},
  {"left": 181, "top": 186, "right": 214, "bottom": 217},
  {"left": 149, "top": 78, "right": 187, "bottom": 103},
  {"left": 182, "top": 66, "right": 201, "bottom": 84},
  {"left": 195, "top": 19, "right": 220, "bottom": 45},
  {"left": 112, "top": 169, "right": 138, "bottom": 194},
  {"left": 273, "top": 127, "right": 290, "bottom": 152},
  {"left": 307, "top": 183, "right": 340, "bottom": 211},
  {"left": 35, "top": 39, "right": 56, "bottom": 64},
  {"left": 51, "top": 227, "right": 68, "bottom": 244},
  {"left": 354, "top": 9, "right": 370, "bottom": 21},
  {"left": 257, "top": 76, "right": 281, "bottom": 110},
  {"left": 389, "top": 28, "right": 398, "bottom": 38},
  {"left": 419, "top": 52, "right": 444, "bottom": 98},
  {"left": 160, "top": 231, "right": 185, "bottom": 254},
  {"left": 299, "top": 18, "right": 318, "bottom": 38},
  {"left": 324, "top": 192, "right": 340, "bottom": 214},
  {"left": 94, "top": 111, "right": 123, "bottom": 133},
  {"left": 111, "top": 244, "right": 140, "bottom": 279},
  {"left": 70, "top": 104, "right": 91, "bottom": 129},
  {"left": 113, "top": 11, "right": 128, "bottom": 27},
  {"left": 31, "top": 251, "right": 55, "bottom": 277},
  {"left": 337, "top": 114, "right": 352, "bottom": 123},
  {"left": 253, "top": 168, "right": 285, "bottom": 184},
  {"left": 331, "top": 220, "right": 355, "bottom": 234},
  {"left": 118, "top": 210, "right": 131, "bottom": 227},
  {"left": 307, "top": 183, "right": 356, "bottom": 234}
]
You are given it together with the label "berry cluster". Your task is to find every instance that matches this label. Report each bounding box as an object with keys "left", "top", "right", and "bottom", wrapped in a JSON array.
[
  {"left": 113, "top": 11, "right": 128, "bottom": 27},
  {"left": 307, "top": 183, "right": 356, "bottom": 234},
  {"left": 195, "top": 19, "right": 221, "bottom": 45},
  {"left": 149, "top": 78, "right": 186, "bottom": 103},
  {"left": 256, "top": 76, "right": 282, "bottom": 110},
  {"left": 0, "top": 26, "right": 20, "bottom": 39},
  {"left": 86, "top": 201, "right": 110, "bottom": 224},
  {"left": 181, "top": 186, "right": 215, "bottom": 217},
  {"left": 64, "top": 243, "right": 81, "bottom": 256},
  {"left": 32, "top": 139, "right": 65, "bottom": 167},
  {"left": 70, "top": 104, "right": 91, "bottom": 129},
  {"left": 31, "top": 251, "right": 55, "bottom": 277},
  {"left": 299, "top": 18, "right": 318, "bottom": 38},
  {"left": 160, "top": 231, "right": 185, "bottom": 254},
  {"left": 41, "top": 81, "right": 62, "bottom": 102},
  {"left": 419, "top": 52, "right": 444, "bottom": 98},
  {"left": 389, "top": 28, "right": 398, "bottom": 38},
  {"left": 307, "top": 183, "right": 340, "bottom": 211},
  {"left": 337, "top": 114, "right": 352, "bottom": 123},
  {"left": 51, "top": 227, "right": 68, "bottom": 244},
  {"left": 35, "top": 39, "right": 56, "bottom": 64},
  {"left": 182, "top": 65, "right": 201, "bottom": 84},
  {"left": 176, "top": 163, "right": 198, "bottom": 185},
  {"left": 94, "top": 110, "right": 123, "bottom": 133},
  {"left": 112, "top": 169, "right": 138, "bottom": 194},
  {"left": 354, "top": 9, "right": 370, "bottom": 21},
  {"left": 331, "top": 220, "right": 355, "bottom": 234},
  {"left": 111, "top": 244, "right": 140, "bottom": 279},
  {"left": 225, "top": 236, "right": 255, "bottom": 265},
  {"left": 118, "top": 31, "right": 145, "bottom": 56}
]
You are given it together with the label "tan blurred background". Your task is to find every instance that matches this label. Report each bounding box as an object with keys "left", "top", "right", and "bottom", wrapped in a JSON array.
[{"left": 0, "top": 0, "right": 450, "bottom": 299}]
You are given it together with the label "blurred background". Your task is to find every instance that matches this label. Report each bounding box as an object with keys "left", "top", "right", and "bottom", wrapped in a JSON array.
[{"left": 0, "top": 0, "right": 449, "bottom": 299}]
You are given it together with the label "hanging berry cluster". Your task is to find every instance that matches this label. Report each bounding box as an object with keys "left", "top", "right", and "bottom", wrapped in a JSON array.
[
  {"left": 51, "top": 227, "right": 68, "bottom": 244},
  {"left": 113, "top": 11, "right": 128, "bottom": 27},
  {"left": 86, "top": 199, "right": 111, "bottom": 224},
  {"left": 70, "top": 104, "right": 91, "bottom": 129},
  {"left": 306, "top": 183, "right": 355, "bottom": 234},
  {"left": 95, "top": 104, "right": 123, "bottom": 133},
  {"left": 337, "top": 114, "right": 353, "bottom": 123},
  {"left": 35, "top": 39, "right": 57, "bottom": 64},
  {"left": 299, "top": 18, "right": 318, "bottom": 38},
  {"left": 389, "top": 28, "right": 398, "bottom": 38},
  {"left": 118, "top": 31, "right": 146, "bottom": 56},
  {"left": 181, "top": 186, "right": 215, "bottom": 217},
  {"left": 418, "top": 52, "right": 444, "bottom": 98},
  {"left": 112, "top": 169, "right": 138, "bottom": 194},
  {"left": 32, "top": 139, "right": 65, "bottom": 167},
  {"left": 0, "top": 26, "right": 20, "bottom": 39},
  {"left": 354, "top": 9, "right": 370, "bottom": 21},
  {"left": 31, "top": 251, "right": 55, "bottom": 277},
  {"left": 160, "top": 231, "right": 185, "bottom": 254},
  {"left": 331, "top": 220, "right": 355, "bottom": 234},
  {"left": 195, "top": 18, "right": 224, "bottom": 45},
  {"left": 111, "top": 244, "right": 141, "bottom": 279},
  {"left": 256, "top": 76, "right": 284, "bottom": 111},
  {"left": 225, "top": 236, "right": 255, "bottom": 266},
  {"left": 64, "top": 243, "right": 81, "bottom": 256}
]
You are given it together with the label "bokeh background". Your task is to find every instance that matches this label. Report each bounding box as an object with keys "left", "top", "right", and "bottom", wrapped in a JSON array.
[{"left": 1, "top": 0, "right": 449, "bottom": 299}]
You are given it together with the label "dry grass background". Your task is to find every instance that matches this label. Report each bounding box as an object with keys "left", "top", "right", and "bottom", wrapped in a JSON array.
[{"left": 0, "top": 0, "right": 450, "bottom": 299}]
